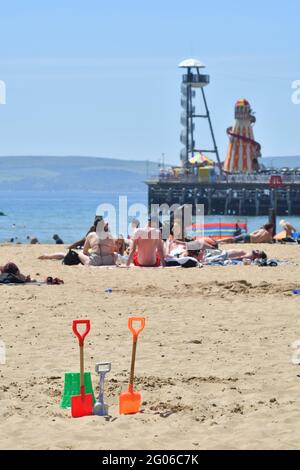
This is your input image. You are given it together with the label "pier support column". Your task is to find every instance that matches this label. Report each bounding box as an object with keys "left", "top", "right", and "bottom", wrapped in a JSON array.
[
  {"left": 166, "top": 188, "right": 173, "bottom": 205},
  {"left": 242, "top": 189, "right": 247, "bottom": 216},
  {"left": 269, "top": 208, "right": 277, "bottom": 238},
  {"left": 239, "top": 197, "right": 243, "bottom": 216},
  {"left": 270, "top": 189, "right": 274, "bottom": 212},
  {"left": 207, "top": 189, "right": 212, "bottom": 216},
  {"left": 180, "top": 188, "right": 186, "bottom": 206},
  {"left": 255, "top": 189, "right": 260, "bottom": 216},
  {"left": 193, "top": 188, "right": 198, "bottom": 215},
  {"left": 287, "top": 189, "right": 292, "bottom": 216},
  {"left": 225, "top": 189, "right": 232, "bottom": 215}
]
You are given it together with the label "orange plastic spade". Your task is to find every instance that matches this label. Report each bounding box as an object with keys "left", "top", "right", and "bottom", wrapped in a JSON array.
[
  {"left": 71, "top": 320, "right": 93, "bottom": 418},
  {"left": 119, "top": 317, "right": 145, "bottom": 415}
]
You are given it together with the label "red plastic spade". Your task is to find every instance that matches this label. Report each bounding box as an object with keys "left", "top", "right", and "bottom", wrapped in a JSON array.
[
  {"left": 71, "top": 320, "right": 93, "bottom": 418},
  {"left": 119, "top": 317, "right": 145, "bottom": 415}
]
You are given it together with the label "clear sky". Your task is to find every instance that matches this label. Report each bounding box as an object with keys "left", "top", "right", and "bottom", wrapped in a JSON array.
[{"left": 0, "top": 0, "right": 299, "bottom": 165}]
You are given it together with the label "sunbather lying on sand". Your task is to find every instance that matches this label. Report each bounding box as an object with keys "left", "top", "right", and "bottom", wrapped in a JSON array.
[
  {"left": 205, "top": 249, "right": 267, "bottom": 264},
  {"left": 219, "top": 224, "right": 274, "bottom": 244},
  {"left": 0, "top": 262, "right": 31, "bottom": 282},
  {"left": 165, "top": 241, "right": 204, "bottom": 268}
]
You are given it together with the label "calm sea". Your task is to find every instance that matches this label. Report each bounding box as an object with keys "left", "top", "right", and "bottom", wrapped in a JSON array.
[
  {"left": 0, "top": 191, "right": 147, "bottom": 244},
  {"left": 1, "top": 189, "right": 300, "bottom": 244}
]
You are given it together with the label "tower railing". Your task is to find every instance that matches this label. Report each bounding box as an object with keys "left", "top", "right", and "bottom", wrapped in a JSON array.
[{"left": 182, "top": 74, "right": 210, "bottom": 86}]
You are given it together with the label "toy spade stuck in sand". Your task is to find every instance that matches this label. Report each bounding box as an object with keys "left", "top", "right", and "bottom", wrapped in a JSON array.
[
  {"left": 71, "top": 320, "right": 93, "bottom": 418},
  {"left": 93, "top": 362, "right": 111, "bottom": 416},
  {"left": 119, "top": 317, "right": 145, "bottom": 415}
]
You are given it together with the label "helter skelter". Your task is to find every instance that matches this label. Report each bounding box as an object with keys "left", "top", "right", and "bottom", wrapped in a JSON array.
[{"left": 223, "top": 99, "right": 261, "bottom": 173}]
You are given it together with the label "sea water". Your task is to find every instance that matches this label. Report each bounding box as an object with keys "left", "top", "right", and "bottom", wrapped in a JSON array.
[
  {"left": 1, "top": 189, "right": 300, "bottom": 244},
  {"left": 0, "top": 190, "right": 147, "bottom": 243}
]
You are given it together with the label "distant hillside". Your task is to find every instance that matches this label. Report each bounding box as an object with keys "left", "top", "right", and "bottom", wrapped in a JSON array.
[
  {"left": 262, "top": 156, "right": 300, "bottom": 168},
  {"left": 0, "top": 156, "right": 159, "bottom": 192},
  {"left": 0, "top": 156, "right": 299, "bottom": 193}
]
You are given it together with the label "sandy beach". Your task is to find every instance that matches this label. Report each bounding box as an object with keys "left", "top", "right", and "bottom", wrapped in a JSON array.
[{"left": 1, "top": 243, "right": 300, "bottom": 450}]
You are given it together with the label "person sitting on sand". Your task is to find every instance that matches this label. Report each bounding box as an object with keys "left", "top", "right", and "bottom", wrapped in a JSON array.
[
  {"left": 53, "top": 234, "right": 64, "bottom": 245},
  {"left": 220, "top": 224, "right": 274, "bottom": 244},
  {"left": 205, "top": 249, "right": 267, "bottom": 264},
  {"left": 277, "top": 220, "right": 297, "bottom": 243},
  {"left": 78, "top": 218, "right": 116, "bottom": 266},
  {"left": 115, "top": 235, "right": 126, "bottom": 255},
  {"left": 0, "top": 262, "right": 31, "bottom": 282},
  {"left": 126, "top": 216, "right": 165, "bottom": 267}
]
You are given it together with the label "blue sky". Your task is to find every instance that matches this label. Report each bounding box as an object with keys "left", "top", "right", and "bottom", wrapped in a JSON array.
[{"left": 0, "top": 0, "right": 299, "bottom": 164}]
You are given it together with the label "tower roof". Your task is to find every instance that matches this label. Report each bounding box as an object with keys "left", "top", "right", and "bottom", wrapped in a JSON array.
[
  {"left": 178, "top": 58, "right": 206, "bottom": 68},
  {"left": 236, "top": 98, "right": 250, "bottom": 106}
]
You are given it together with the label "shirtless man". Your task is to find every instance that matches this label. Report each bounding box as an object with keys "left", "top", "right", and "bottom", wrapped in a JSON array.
[
  {"left": 126, "top": 217, "right": 165, "bottom": 267},
  {"left": 220, "top": 224, "right": 274, "bottom": 244}
]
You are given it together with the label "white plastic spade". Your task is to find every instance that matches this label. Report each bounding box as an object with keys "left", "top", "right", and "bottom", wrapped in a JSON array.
[{"left": 93, "top": 362, "right": 111, "bottom": 416}]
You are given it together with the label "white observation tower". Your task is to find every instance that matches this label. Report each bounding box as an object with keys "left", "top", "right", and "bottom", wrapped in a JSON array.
[{"left": 179, "top": 58, "right": 221, "bottom": 172}]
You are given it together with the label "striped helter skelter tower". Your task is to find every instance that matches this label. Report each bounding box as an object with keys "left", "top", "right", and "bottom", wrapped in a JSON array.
[{"left": 223, "top": 99, "right": 261, "bottom": 173}]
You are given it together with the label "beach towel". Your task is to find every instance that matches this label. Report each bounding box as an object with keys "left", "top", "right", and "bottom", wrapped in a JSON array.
[
  {"left": 165, "top": 256, "right": 201, "bottom": 268},
  {"left": 0, "top": 273, "right": 64, "bottom": 285},
  {"left": 0, "top": 273, "right": 26, "bottom": 284}
]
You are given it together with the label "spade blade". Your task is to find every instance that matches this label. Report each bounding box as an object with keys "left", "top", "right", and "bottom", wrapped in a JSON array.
[
  {"left": 119, "top": 390, "right": 141, "bottom": 415},
  {"left": 71, "top": 393, "right": 93, "bottom": 418}
]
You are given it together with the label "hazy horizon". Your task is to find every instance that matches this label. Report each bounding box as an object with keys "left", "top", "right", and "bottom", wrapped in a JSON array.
[{"left": 0, "top": 154, "right": 300, "bottom": 161}]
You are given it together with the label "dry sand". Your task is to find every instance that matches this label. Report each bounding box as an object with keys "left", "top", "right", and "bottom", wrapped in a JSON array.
[{"left": 1, "top": 243, "right": 300, "bottom": 450}]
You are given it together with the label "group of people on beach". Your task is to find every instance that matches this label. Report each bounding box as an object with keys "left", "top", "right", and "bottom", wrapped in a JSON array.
[
  {"left": 37, "top": 215, "right": 272, "bottom": 269},
  {"left": 8, "top": 234, "right": 64, "bottom": 245}
]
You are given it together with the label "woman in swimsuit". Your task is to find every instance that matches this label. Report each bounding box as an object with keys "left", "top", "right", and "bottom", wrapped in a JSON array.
[{"left": 78, "top": 218, "right": 116, "bottom": 266}]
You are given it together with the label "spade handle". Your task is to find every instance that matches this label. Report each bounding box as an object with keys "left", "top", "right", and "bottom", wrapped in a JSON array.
[
  {"left": 129, "top": 341, "right": 138, "bottom": 389},
  {"left": 73, "top": 320, "right": 90, "bottom": 347},
  {"left": 128, "top": 317, "right": 145, "bottom": 343},
  {"left": 73, "top": 320, "right": 90, "bottom": 394},
  {"left": 79, "top": 345, "right": 84, "bottom": 393},
  {"left": 128, "top": 317, "right": 145, "bottom": 389}
]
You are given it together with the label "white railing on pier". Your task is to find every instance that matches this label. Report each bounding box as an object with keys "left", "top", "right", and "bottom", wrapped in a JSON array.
[{"left": 146, "top": 174, "right": 300, "bottom": 185}]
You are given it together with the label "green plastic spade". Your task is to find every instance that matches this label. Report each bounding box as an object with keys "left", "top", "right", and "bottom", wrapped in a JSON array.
[{"left": 60, "top": 372, "right": 95, "bottom": 409}]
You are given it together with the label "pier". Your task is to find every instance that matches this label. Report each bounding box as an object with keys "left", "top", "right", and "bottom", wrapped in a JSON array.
[
  {"left": 146, "top": 173, "right": 300, "bottom": 216},
  {"left": 146, "top": 59, "right": 300, "bottom": 217}
]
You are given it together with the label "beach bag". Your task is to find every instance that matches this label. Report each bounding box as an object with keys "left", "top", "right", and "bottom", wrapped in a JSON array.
[{"left": 62, "top": 250, "right": 81, "bottom": 266}]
